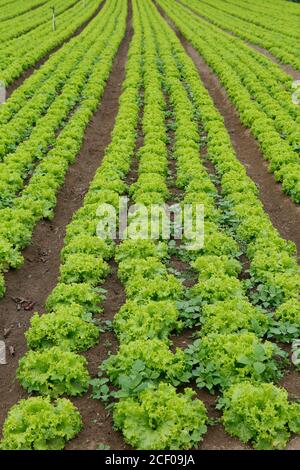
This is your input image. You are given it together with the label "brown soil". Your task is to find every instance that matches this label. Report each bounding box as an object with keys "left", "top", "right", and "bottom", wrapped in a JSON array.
[
  {"left": 176, "top": 0, "right": 300, "bottom": 81},
  {"left": 6, "top": 0, "right": 106, "bottom": 98},
  {"left": 0, "top": 2, "right": 132, "bottom": 450},
  {"left": 156, "top": 2, "right": 300, "bottom": 261}
]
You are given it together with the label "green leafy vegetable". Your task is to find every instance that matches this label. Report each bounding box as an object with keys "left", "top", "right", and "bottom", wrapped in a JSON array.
[
  {"left": 17, "top": 347, "right": 90, "bottom": 398},
  {"left": 0, "top": 397, "right": 82, "bottom": 450},
  {"left": 186, "top": 332, "right": 285, "bottom": 391}
]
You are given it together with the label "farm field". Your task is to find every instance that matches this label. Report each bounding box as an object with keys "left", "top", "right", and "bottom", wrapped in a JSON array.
[{"left": 0, "top": 0, "right": 300, "bottom": 452}]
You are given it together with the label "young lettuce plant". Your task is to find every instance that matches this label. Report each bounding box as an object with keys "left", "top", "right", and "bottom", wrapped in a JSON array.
[
  {"left": 218, "top": 382, "right": 300, "bottom": 450},
  {"left": 113, "top": 383, "right": 207, "bottom": 450},
  {"left": 185, "top": 332, "right": 286, "bottom": 392}
]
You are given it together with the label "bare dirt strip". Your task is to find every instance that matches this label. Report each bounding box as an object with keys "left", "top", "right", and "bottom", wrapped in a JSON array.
[
  {"left": 175, "top": 0, "right": 300, "bottom": 81},
  {"left": 6, "top": 0, "right": 106, "bottom": 98},
  {"left": 0, "top": 3, "right": 132, "bottom": 450}
]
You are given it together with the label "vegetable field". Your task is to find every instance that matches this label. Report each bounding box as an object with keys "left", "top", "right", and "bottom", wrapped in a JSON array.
[{"left": 0, "top": 0, "right": 300, "bottom": 452}]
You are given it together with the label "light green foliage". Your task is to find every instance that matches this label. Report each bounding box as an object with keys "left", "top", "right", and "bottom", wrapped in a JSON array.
[
  {"left": 45, "top": 282, "right": 102, "bottom": 315},
  {"left": 118, "top": 257, "right": 167, "bottom": 284},
  {"left": 219, "top": 382, "right": 300, "bottom": 450},
  {"left": 0, "top": 237, "right": 23, "bottom": 271},
  {"left": 25, "top": 311, "right": 99, "bottom": 352},
  {"left": 114, "top": 300, "right": 182, "bottom": 343},
  {"left": 0, "top": 273, "right": 5, "bottom": 298},
  {"left": 113, "top": 383, "right": 207, "bottom": 450},
  {"left": 103, "top": 339, "right": 189, "bottom": 389},
  {"left": 192, "top": 255, "right": 242, "bottom": 280},
  {"left": 276, "top": 300, "right": 300, "bottom": 325},
  {"left": 61, "top": 235, "right": 114, "bottom": 261},
  {"left": 17, "top": 347, "right": 90, "bottom": 398},
  {"left": 115, "top": 239, "right": 168, "bottom": 263},
  {"left": 200, "top": 299, "right": 269, "bottom": 337},
  {"left": 269, "top": 300, "right": 300, "bottom": 342},
  {"left": 200, "top": 223, "right": 240, "bottom": 257},
  {"left": 125, "top": 273, "right": 184, "bottom": 302},
  {"left": 186, "top": 332, "right": 285, "bottom": 391},
  {"left": 59, "top": 253, "right": 109, "bottom": 285},
  {"left": 191, "top": 275, "right": 246, "bottom": 305}
]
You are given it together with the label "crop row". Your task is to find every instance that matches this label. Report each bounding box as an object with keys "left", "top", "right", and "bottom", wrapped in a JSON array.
[
  {"left": 178, "top": 0, "right": 300, "bottom": 71},
  {"left": 165, "top": 0, "right": 300, "bottom": 149},
  {"left": 196, "top": 0, "right": 300, "bottom": 39},
  {"left": 151, "top": 0, "right": 300, "bottom": 349},
  {"left": 0, "top": 1, "right": 105, "bottom": 126},
  {"left": 155, "top": 3, "right": 300, "bottom": 319},
  {"left": 91, "top": 0, "right": 300, "bottom": 450},
  {"left": 1, "top": 0, "right": 300, "bottom": 452},
  {"left": 0, "top": 0, "right": 119, "bottom": 204},
  {"left": 0, "top": 0, "right": 127, "bottom": 298},
  {"left": 157, "top": 0, "right": 300, "bottom": 204},
  {"left": 0, "top": 0, "right": 102, "bottom": 86},
  {"left": 228, "top": 0, "right": 300, "bottom": 18}
]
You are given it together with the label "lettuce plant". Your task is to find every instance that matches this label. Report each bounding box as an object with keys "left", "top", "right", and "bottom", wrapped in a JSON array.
[
  {"left": 61, "top": 235, "right": 114, "bottom": 262},
  {"left": 192, "top": 255, "right": 242, "bottom": 280},
  {"left": 200, "top": 299, "right": 269, "bottom": 337},
  {"left": 118, "top": 257, "right": 167, "bottom": 284},
  {"left": 0, "top": 237, "right": 23, "bottom": 271},
  {"left": 45, "top": 282, "right": 103, "bottom": 315},
  {"left": 190, "top": 275, "right": 246, "bottom": 305},
  {"left": 125, "top": 274, "right": 184, "bottom": 302},
  {"left": 59, "top": 253, "right": 109, "bottom": 286},
  {"left": 269, "top": 300, "right": 300, "bottom": 342},
  {"left": 115, "top": 239, "right": 168, "bottom": 263}
]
